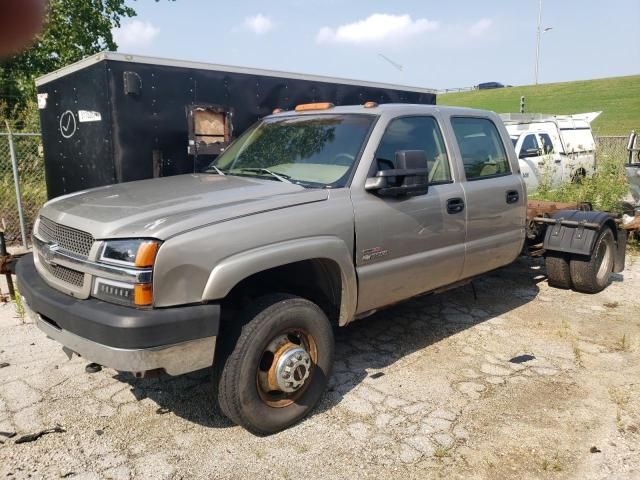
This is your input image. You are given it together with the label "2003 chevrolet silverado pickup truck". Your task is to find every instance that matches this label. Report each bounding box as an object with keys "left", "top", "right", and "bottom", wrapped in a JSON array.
[{"left": 17, "top": 103, "right": 626, "bottom": 434}]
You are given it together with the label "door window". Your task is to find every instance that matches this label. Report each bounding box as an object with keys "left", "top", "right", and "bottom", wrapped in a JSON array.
[
  {"left": 374, "top": 116, "right": 452, "bottom": 184},
  {"left": 539, "top": 133, "right": 554, "bottom": 154},
  {"left": 451, "top": 117, "right": 511, "bottom": 180},
  {"left": 521, "top": 134, "right": 539, "bottom": 152}
]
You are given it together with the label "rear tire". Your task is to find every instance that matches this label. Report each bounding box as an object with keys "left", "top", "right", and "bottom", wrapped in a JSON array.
[
  {"left": 545, "top": 252, "right": 572, "bottom": 289},
  {"left": 217, "top": 294, "right": 334, "bottom": 435},
  {"left": 569, "top": 227, "right": 615, "bottom": 293}
]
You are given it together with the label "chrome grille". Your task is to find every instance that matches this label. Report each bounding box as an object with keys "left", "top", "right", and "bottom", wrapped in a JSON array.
[
  {"left": 38, "top": 216, "right": 94, "bottom": 257},
  {"left": 38, "top": 254, "right": 85, "bottom": 287}
]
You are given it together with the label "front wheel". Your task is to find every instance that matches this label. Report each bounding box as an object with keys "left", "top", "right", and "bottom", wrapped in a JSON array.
[{"left": 217, "top": 294, "right": 334, "bottom": 435}]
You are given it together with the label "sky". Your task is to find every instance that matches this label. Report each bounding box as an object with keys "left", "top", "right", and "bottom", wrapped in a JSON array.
[{"left": 112, "top": 0, "right": 640, "bottom": 90}]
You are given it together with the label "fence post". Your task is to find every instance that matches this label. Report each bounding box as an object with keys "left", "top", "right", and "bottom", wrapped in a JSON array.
[{"left": 7, "top": 129, "right": 29, "bottom": 248}]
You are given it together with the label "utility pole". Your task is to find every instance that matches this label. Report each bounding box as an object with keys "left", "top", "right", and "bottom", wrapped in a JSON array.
[{"left": 534, "top": 0, "right": 542, "bottom": 85}]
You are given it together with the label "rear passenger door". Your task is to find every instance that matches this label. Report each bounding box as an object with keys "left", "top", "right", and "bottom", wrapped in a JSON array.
[{"left": 449, "top": 116, "right": 526, "bottom": 279}]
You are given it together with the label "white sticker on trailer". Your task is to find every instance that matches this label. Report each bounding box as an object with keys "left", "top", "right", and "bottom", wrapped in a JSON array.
[
  {"left": 78, "top": 110, "right": 102, "bottom": 122},
  {"left": 37, "top": 93, "right": 48, "bottom": 109}
]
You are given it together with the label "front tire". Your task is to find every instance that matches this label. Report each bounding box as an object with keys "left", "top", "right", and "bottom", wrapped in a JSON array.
[
  {"left": 217, "top": 294, "right": 334, "bottom": 435},
  {"left": 569, "top": 227, "right": 615, "bottom": 293}
]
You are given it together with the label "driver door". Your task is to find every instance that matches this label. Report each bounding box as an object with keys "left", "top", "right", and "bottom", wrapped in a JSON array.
[{"left": 352, "top": 115, "right": 466, "bottom": 313}]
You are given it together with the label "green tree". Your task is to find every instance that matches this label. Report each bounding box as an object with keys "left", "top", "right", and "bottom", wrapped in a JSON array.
[{"left": 1, "top": 0, "right": 167, "bottom": 127}]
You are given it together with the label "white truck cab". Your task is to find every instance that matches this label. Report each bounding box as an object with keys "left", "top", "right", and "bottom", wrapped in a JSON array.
[{"left": 501, "top": 112, "right": 599, "bottom": 193}]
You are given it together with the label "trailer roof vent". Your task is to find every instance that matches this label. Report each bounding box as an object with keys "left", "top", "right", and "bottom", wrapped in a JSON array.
[{"left": 123, "top": 71, "right": 142, "bottom": 96}]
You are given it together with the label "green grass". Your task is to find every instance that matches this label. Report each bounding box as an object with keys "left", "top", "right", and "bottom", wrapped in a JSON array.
[{"left": 439, "top": 75, "right": 640, "bottom": 136}]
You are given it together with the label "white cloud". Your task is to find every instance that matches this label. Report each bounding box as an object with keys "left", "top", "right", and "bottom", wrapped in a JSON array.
[
  {"left": 468, "top": 18, "right": 493, "bottom": 36},
  {"left": 243, "top": 14, "right": 274, "bottom": 35},
  {"left": 112, "top": 20, "right": 159, "bottom": 49},
  {"left": 316, "top": 13, "right": 439, "bottom": 45}
]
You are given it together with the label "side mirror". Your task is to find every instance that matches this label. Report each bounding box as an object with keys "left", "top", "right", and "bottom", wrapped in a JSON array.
[{"left": 365, "top": 150, "right": 429, "bottom": 197}]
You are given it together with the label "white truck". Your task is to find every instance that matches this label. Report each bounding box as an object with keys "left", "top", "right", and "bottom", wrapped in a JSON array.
[{"left": 501, "top": 112, "right": 600, "bottom": 193}]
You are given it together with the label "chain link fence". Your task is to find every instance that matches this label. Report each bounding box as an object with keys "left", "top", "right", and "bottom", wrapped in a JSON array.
[
  {"left": 595, "top": 135, "right": 634, "bottom": 159},
  {"left": 0, "top": 131, "right": 45, "bottom": 247}
]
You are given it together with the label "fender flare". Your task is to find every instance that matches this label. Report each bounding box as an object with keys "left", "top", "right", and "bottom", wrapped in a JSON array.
[
  {"left": 201, "top": 236, "right": 358, "bottom": 325},
  {"left": 543, "top": 210, "right": 626, "bottom": 273}
]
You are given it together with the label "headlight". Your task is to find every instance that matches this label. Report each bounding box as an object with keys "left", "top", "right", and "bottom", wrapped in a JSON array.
[
  {"left": 99, "top": 239, "right": 159, "bottom": 267},
  {"left": 93, "top": 239, "right": 160, "bottom": 307}
]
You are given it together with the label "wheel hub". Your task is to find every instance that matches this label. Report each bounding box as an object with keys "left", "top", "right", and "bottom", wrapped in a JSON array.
[{"left": 274, "top": 345, "right": 311, "bottom": 392}]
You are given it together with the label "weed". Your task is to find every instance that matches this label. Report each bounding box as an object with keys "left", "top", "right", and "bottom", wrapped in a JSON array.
[
  {"left": 572, "top": 341, "right": 584, "bottom": 367},
  {"left": 13, "top": 284, "right": 25, "bottom": 323},
  {"left": 609, "top": 387, "right": 630, "bottom": 406},
  {"left": 541, "top": 453, "right": 563, "bottom": 472},
  {"left": 530, "top": 142, "right": 630, "bottom": 214},
  {"left": 434, "top": 446, "right": 452, "bottom": 458},
  {"left": 297, "top": 444, "right": 310, "bottom": 454},
  {"left": 614, "top": 334, "right": 631, "bottom": 352},
  {"left": 616, "top": 410, "right": 625, "bottom": 433}
]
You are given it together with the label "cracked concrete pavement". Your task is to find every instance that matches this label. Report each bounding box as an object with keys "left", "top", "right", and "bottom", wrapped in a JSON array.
[{"left": 1, "top": 256, "right": 639, "bottom": 479}]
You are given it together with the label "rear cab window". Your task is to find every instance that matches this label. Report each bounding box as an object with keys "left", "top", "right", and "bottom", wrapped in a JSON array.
[
  {"left": 450, "top": 117, "right": 511, "bottom": 180},
  {"left": 539, "top": 133, "right": 554, "bottom": 154}
]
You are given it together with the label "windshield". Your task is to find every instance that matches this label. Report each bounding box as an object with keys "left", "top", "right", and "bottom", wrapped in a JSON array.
[{"left": 207, "top": 114, "right": 375, "bottom": 188}]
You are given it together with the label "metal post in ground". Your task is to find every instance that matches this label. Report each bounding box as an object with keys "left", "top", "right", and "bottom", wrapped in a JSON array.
[
  {"left": 0, "top": 231, "right": 16, "bottom": 299},
  {"left": 7, "top": 128, "right": 29, "bottom": 248}
]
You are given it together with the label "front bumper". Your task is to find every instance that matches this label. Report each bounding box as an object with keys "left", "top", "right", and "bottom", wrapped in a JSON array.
[{"left": 17, "top": 254, "right": 220, "bottom": 375}]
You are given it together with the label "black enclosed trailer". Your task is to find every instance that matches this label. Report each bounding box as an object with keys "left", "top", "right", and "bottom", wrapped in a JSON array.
[{"left": 35, "top": 52, "right": 437, "bottom": 198}]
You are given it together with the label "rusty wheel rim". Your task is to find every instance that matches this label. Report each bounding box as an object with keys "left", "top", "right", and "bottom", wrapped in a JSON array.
[{"left": 256, "top": 329, "right": 318, "bottom": 408}]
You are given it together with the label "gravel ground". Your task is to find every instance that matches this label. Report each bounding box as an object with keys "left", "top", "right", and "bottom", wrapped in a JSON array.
[{"left": 0, "top": 255, "right": 639, "bottom": 479}]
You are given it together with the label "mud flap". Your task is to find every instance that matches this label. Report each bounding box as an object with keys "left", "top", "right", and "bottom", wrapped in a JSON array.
[
  {"left": 543, "top": 210, "right": 613, "bottom": 256},
  {"left": 614, "top": 228, "right": 627, "bottom": 273}
]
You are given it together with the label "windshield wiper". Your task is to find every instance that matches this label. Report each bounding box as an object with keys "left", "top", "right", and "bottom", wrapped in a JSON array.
[
  {"left": 205, "top": 165, "right": 225, "bottom": 176},
  {"left": 238, "top": 167, "right": 292, "bottom": 183}
]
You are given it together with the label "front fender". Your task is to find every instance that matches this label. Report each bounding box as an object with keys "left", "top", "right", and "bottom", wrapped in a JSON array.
[{"left": 201, "top": 236, "right": 358, "bottom": 325}]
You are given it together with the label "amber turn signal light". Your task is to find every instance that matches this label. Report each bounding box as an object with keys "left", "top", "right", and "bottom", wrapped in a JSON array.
[
  {"left": 295, "top": 102, "right": 335, "bottom": 112},
  {"left": 134, "top": 283, "right": 153, "bottom": 306},
  {"left": 135, "top": 241, "right": 159, "bottom": 268}
]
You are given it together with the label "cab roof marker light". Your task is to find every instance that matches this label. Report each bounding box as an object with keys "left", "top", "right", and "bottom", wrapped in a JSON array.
[
  {"left": 294, "top": 102, "right": 334, "bottom": 112},
  {"left": 363, "top": 101, "right": 378, "bottom": 108}
]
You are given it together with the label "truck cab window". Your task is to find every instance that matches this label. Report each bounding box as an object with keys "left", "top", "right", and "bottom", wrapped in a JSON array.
[
  {"left": 451, "top": 117, "right": 511, "bottom": 180},
  {"left": 521, "top": 134, "right": 539, "bottom": 153},
  {"left": 539, "top": 133, "right": 554, "bottom": 154},
  {"left": 374, "top": 116, "right": 452, "bottom": 184}
]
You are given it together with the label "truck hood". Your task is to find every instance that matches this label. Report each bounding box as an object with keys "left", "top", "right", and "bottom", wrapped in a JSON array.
[{"left": 39, "top": 174, "right": 329, "bottom": 240}]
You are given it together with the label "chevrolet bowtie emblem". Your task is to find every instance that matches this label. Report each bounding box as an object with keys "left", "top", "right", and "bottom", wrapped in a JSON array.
[{"left": 44, "top": 242, "right": 60, "bottom": 264}]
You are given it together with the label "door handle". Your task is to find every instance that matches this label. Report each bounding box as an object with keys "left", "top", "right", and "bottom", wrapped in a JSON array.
[
  {"left": 506, "top": 190, "right": 519, "bottom": 204},
  {"left": 446, "top": 197, "right": 465, "bottom": 214}
]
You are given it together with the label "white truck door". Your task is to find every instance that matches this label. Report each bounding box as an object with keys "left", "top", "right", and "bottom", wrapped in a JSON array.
[
  {"left": 537, "top": 132, "right": 563, "bottom": 187},
  {"left": 517, "top": 133, "right": 543, "bottom": 192}
]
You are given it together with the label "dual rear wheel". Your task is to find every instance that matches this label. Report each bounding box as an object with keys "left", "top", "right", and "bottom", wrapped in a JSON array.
[{"left": 545, "top": 226, "right": 616, "bottom": 293}]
